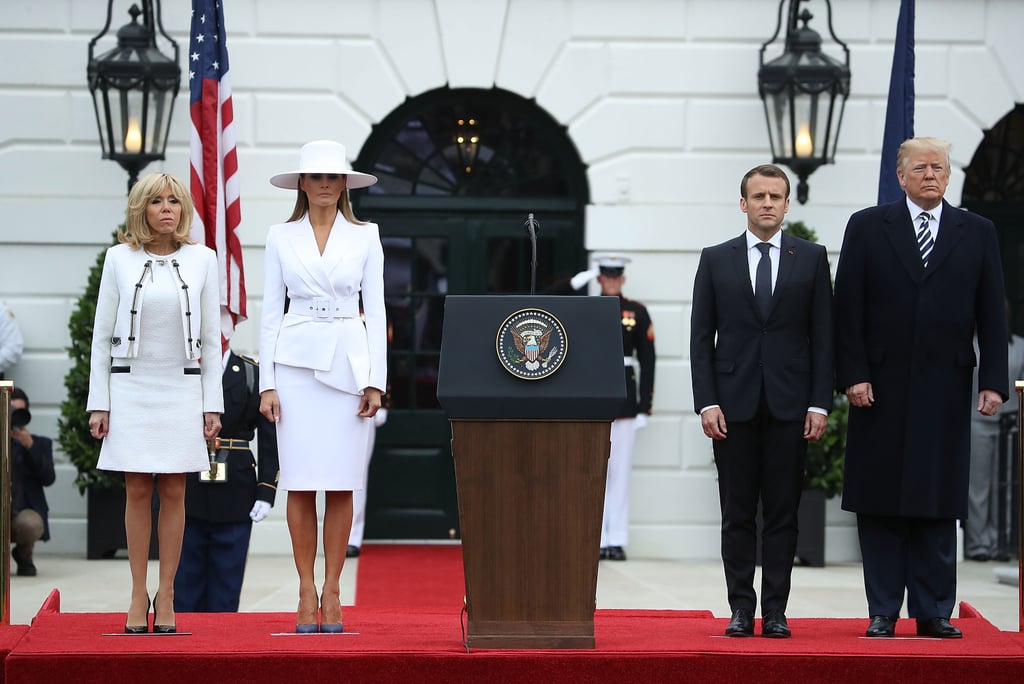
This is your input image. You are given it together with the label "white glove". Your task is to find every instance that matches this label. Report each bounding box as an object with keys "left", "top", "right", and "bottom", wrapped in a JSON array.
[
  {"left": 249, "top": 500, "right": 271, "bottom": 522},
  {"left": 634, "top": 413, "right": 648, "bottom": 429},
  {"left": 570, "top": 267, "right": 600, "bottom": 291},
  {"left": 373, "top": 407, "right": 389, "bottom": 427}
]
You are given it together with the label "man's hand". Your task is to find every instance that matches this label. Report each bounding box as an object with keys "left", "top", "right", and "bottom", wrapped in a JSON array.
[
  {"left": 701, "top": 407, "right": 728, "bottom": 440},
  {"left": 804, "top": 412, "right": 828, "bottom": 441},
  {"left": 977, "top": 389, "right": 1003, "bottom": 417},
  {"left": 249, "top": 500, "right": 271, "bottom": 523},
  {"left": 846, "top": 382, "right": 874, "bottom": 408},
  {"left": 9, "top": 425, "right": 32, "bottom": 449}
]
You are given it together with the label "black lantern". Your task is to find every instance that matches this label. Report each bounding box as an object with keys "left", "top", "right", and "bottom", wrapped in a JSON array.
[
  {"left": 454, "top": 117, "right": 480, "bottom": 174},
  {"left": 87, "top": 1, "right": 180, "bottom": 192},
  {"left": 758, "top": 0, "right": 850, "bottom": 204}
]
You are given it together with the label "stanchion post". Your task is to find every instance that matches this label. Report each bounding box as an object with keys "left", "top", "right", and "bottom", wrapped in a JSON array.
[
  {"left": 1016, "top": 379, "right": 1024, "bottom": 633},
  {"left": 1, "top": 380, "right": 13, "bottom": 625}
]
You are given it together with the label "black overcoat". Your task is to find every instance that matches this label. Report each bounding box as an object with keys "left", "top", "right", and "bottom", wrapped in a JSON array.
[{"left": 834, "top": 199, "right": 1008, "bottom": 519}]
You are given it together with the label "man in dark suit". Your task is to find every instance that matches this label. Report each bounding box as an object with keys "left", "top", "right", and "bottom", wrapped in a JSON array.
[
  {"left": 691, "top": 164, "right": 833, "bottom": 638},
  {"left": 174, "top": 349, "right": 279, "bottom": 612},
  {"left": 9, "top": 387, "right": 56, "bottom": 577},
  {"left": 834, "top": 137, "right": 1008, "bottom": 639}
]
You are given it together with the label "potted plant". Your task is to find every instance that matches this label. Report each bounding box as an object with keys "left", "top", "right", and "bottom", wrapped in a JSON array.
[{"left": 57, "top": 233, "right": 141, "bottom": 559}]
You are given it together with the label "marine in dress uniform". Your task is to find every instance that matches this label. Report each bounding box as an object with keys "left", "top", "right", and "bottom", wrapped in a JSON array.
[
  {"left": 174, "top": 350, "right": 279, "bottom": 612},
  {"left": 564, "top": 254, "right": 656, "bottom": 562}
]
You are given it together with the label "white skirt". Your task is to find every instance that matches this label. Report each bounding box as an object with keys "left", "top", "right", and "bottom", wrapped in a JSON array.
[
  {"left": 97, "top": 359, "right": 210, "bottom": 474},
  {"left": 274, "top": 363, "right": 370, "bottom": 491}
]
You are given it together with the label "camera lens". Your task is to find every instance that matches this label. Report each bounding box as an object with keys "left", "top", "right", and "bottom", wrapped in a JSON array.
[{"left": 10, "top": 408, "right": 30, "bottom": 430}]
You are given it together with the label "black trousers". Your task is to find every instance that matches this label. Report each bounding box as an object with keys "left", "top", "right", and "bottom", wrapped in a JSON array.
[
  {"left": 713, "top": 398, "right": 806, "bottom": 614},
  {"left": 856, "top": 513, "right": 957, "bottom": 619}
]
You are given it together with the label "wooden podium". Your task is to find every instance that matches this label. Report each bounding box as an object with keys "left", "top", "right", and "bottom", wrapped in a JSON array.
[{"left": 437, "top": 295, "right": 625, "bottom": 649}]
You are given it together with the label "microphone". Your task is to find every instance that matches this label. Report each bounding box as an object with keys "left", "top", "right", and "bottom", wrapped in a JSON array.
[{"left": 524, "top": 213, "right": 539, "bottom": 294}]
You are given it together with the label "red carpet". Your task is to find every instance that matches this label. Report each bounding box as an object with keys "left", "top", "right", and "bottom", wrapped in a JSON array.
[
  {"left": 5, "top": 578, "right": 1024, "bottom": 682},
  {"left": 4, "top": 589, "right": 1024, "bottom": 683},
  {"left": 355, "top": 543, "right": 465, "bottom": 606}
]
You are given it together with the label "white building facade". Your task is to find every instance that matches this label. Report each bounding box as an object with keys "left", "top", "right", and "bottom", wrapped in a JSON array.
[{"left": 1, "top": 0, "right": 1021, "bottom": 560}]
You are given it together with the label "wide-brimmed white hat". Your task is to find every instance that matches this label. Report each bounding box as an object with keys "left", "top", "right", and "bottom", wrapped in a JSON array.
[{"left": 270, "top": 140, "right": 378, "bottom": 190}]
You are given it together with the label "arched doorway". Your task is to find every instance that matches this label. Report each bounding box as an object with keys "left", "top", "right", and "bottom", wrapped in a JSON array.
[
  {"left": 962, "top": 103, "right": 1024, "bottom": 333},
  {"left": 352, "top": 87, "right": 589, "bottom": 539}
]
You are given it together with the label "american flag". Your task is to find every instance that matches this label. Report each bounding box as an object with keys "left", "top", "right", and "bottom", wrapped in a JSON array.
[{"left": 189, "top": 0, "right": 246, "bottom": 347}]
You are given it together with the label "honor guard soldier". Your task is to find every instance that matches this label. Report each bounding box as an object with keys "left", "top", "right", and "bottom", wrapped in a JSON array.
[
  {"left": 566, "top": 254, "right": 656, "bottom": 561},
  {"left": 174, "top": 349, "right": 279, "bottom": 612}
]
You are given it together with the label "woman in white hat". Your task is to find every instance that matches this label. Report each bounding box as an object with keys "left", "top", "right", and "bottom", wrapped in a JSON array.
[{"left": 259, "top": 140, "right": 386, "bottom": 633}]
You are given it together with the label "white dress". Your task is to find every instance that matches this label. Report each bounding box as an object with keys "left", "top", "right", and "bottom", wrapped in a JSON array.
[
  {"left": 259, "top": 213, "right": 387, "bottom": 492},
  {"left": 96, "top": 250, "right": 211, "bottom": 474}
]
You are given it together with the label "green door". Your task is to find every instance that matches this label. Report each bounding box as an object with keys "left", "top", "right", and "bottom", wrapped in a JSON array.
[
  {"left": 353, "top": 85, "right": 589, "bottom": 540},
  {"left": 364, "top": 211, "right": 583, "bottom": 539}
]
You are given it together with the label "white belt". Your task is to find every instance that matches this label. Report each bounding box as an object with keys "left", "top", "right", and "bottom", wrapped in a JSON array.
[
  {"left": 624, "top": 356, "right": 635, "bottom": 367},
  {"left": 288, "top": 296, "right": 360, "bottom": 320}
]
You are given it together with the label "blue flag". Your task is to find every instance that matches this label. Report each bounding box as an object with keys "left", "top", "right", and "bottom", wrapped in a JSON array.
[{"left": 878, "top": 0, "right": 915, "bottom": 205}]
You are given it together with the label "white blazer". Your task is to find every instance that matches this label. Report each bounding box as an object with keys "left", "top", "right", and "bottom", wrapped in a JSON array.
[
  {"left": 259, "top": 213, "right": 387, "bottom": 395},
  {"left": 87, "top": 242, "right": 224, "bottom": 413}
]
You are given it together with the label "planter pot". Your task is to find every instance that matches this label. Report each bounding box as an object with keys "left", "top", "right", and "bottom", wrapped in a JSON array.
[
  {"left": 795, "top": 488, "right": 826, "bottom": 568},
  {"left": 86, "top": 484, "right": 159, "bottom": 561}
]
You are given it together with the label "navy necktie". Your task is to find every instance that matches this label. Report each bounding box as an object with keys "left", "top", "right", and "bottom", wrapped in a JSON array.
[
  {"left": 917, "top": 212, "right": 934, "bottom": 267},
  {"left": 755, "top": 242, "right": 772, "bottom": 317}
]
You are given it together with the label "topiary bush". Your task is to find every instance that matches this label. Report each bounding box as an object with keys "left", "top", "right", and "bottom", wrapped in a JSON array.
[{"left": 58, "top": 232, "right": 122, "bottom": 493}]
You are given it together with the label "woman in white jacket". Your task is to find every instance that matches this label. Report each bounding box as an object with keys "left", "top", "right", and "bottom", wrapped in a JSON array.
[
  {"left": 87, "top": 173, "right": 223, "bottom": 634},
  {"left": 260, "top": 141, "right": 386, "bottom": 633}
]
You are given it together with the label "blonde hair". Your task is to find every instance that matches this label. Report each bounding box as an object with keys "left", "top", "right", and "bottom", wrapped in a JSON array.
[
  {"left": 286, "top": 175, "right": 367, "bottom": 225},
  {"left": 120, "top": 173, "right": 196, "bottom": 249},
  {"left": 896, "top": 137, "right": 951, "bottom": 172}
]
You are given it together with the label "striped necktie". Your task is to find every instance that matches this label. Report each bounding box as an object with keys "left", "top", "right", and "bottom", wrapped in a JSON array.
[{"left": 917, "top": 212, "right": 934, "bottom": 267}]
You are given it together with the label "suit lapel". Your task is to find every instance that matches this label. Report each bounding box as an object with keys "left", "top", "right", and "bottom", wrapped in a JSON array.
[
  {"left": 284, "top": 216, "right": 336, "bottom": 296},
  {"left": 773, "top": 232, "right": 799, "bottom": 317},
  {"left": 923, "top": 200, "right": 966, "bottom": 277},
  {"left": 728, "top": 234, "right": 759, "bottom": 317},
  {"left": 881, "top": 202, "right": 926, "bottom": 283}
]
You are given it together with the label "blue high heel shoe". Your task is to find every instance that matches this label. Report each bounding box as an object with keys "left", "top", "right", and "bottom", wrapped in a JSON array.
[
  {"left": 124, "top": 595, "right": 151, "bottom": 634},
  {"left": 296, "top": 594, "right": 318, "bottom": 633},
  {"left": 319, "top": 593, "right": 343, "bottom": 634}
]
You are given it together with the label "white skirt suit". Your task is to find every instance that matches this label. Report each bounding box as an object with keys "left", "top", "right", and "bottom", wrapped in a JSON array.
[
  {"left": 259, "top": 213, "right": 387, "bottom": 492},
  {"left": 87, "top": 243, "right": 224, "bottom": 473}
]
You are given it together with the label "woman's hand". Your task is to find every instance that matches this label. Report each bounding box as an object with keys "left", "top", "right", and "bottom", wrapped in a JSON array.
[
  {"left": 203, "top": 412, "right": 222, "bottom": 439},
  {"left": 357, "top": 387, "right": 383, "bottom": 418},
  {"left": 260, "top": 389, "right": 280, "bottom": 422},
  {"left": 89, "top": 411, "right": 109, "bottom": 440}
]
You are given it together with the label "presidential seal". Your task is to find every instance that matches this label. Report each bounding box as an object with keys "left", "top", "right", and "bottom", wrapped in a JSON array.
[{"left": 496, "top": 308, "right": 567, "bottom": 380}]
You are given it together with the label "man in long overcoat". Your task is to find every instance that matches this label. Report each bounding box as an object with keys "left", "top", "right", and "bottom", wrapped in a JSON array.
[{"left": 834, "top": 137, "right": 1008, "bottom": 639}]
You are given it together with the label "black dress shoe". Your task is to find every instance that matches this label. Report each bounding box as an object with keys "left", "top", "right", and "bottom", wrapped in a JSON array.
[
  {"left": 762, "top": 611, "right": 791, "bottom": 638},
  {"left": 599, "top": 547, "right": 610, "bottom": 560},
  {"left": 966, "top": 552, "right": 990, "bottom": 562},
  {"left": 346, "top": 545, "right": 360, "bottom": 558},
  {"left": 865, "top": 615, "right": 896, "bottom": 638},
  {"left": 606, "top": 546, "right": 627, "bottom": 561},
  {"left": 916, "top": 617, "right": 962, "bottom": 639},
  {"left": 725, "top": 609, "right": 754, "bottom": 637}
]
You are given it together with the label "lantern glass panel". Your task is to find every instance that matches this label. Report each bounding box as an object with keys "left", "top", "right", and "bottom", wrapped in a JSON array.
[{"left": 113, "top": 88, "right": 145, "bottom": 156}]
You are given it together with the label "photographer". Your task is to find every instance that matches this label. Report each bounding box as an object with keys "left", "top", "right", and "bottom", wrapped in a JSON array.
[{"left": 9, "top": 387, "right": 56, "bottom": 576}]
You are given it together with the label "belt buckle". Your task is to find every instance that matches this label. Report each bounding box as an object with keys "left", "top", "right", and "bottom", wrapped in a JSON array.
[{"left": 313, "top": 297, "right": 333, "bottom": 320}]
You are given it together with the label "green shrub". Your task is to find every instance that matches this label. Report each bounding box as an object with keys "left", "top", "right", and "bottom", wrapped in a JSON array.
[{"left": 58, "top": 232, "right": 122, "bottom": 493}]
